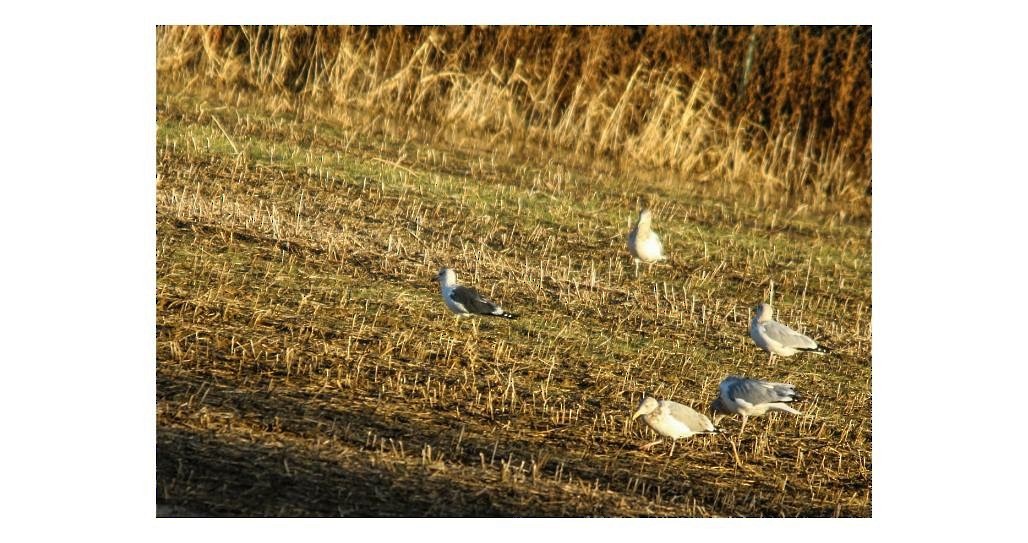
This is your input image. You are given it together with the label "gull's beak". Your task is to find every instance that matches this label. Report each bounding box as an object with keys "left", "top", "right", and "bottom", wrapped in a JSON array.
[
  {"left": 431, "top": 274, "right": 440, "bottom": 283},
  {"left": 631, "top": 410, "right": 643, "bottom": 420}
]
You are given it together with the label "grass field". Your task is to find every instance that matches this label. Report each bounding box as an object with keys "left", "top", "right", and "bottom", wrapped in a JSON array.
[{"left": 156, "top": 28, "right": 871, "bottom": 517}]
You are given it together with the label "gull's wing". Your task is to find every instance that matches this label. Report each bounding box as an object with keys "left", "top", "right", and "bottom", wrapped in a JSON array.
[
  {"left": 725, "top": 377, "right": 797, "bottom": 406},
  {"left": 449, "top": 285, "right": 516, "bottom": 318},
  {"left": 664, "top": 401, "right": 716, "bottom": 432},
  {"left": 761, "top": 321, "right": 819, "bottom": 350},
  {"left": 450, "top": 285, "right": 500, "bottom": 315}
]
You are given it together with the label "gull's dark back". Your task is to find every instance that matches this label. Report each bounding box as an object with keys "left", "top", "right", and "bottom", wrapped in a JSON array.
[{"left": 450, "top": 285, "right": 517, "bottom": 319}]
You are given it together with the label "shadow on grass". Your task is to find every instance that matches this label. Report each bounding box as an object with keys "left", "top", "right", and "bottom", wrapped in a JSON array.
[
  {"left": 157, "top": 425, "right": 549, "bottom": 517},
  {"left": 156, "top": 370, "right": 636, "bottom": 517}
]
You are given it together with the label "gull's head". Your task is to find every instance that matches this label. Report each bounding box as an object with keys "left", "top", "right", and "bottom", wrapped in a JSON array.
[
  {"left": 632, "top": 396, "right": 659, "bottom": 420},
  {"left": 709, "top": 396, "right": 730, "bottom": 416},
  {"left": 434, "top": 268, "right": 457, "bottom": 286},
  {"left": 754, "top": 302, "right": 773, "bottom": 322}
]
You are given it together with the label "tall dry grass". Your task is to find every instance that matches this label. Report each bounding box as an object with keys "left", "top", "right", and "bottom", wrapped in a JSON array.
[{"left": 157, "top": 25, "right": 871, "bottom": 214}]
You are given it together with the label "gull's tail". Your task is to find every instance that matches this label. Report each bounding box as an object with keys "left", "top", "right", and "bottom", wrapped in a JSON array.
[{"left": 799, "top": 344, "right": 831, "bottom": 355}]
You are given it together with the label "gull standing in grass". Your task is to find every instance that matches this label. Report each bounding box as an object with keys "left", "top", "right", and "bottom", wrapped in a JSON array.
[
  {"left": 627, "top": 209, "right": 666, "bottom": 276},
  {"left": 710, "top": 376, "right": 802, "bottom": 435},
  {"left": 631, "top": 396, "right": 719, "bottom": 456},
  {"left": 433, "top": 268, "right": 517, "bottom": 320},
  {"left": 749, "top": 302, "right": 829, "bottom": 363}
]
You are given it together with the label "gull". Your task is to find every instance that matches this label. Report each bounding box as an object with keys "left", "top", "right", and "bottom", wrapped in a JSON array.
[
  {"left": 749, "top": 302, "right": 829, "bottom": 363},
  {"left": 710, "top": 376, "right": 801, "bottom": 435},
  {"left": 631, "top": 396, "right": 718, "bottom": 456},
  {"left": 627, "top": 209, "right": 666, "bottom": 276},
  {"left": 433, "top": 268, "right": 516, "bottom": 319}
]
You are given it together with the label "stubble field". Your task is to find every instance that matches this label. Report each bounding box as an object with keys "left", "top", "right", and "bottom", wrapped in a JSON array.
[{"left": 156, "top": 85, "right": 871, "bottom": 516}]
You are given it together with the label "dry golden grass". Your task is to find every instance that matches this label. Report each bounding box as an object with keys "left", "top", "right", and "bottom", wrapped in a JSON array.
[
  {"left": 156, "top": 26, "right": 870, "bottom": 517},
  {"left": 157, "top": 25, "right": 871, "bottom": 217}
]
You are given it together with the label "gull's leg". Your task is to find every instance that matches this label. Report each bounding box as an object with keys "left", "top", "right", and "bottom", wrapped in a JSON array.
[
  {"left": 739, "top": 414, "right": 748, "bottom": 437},
  {"left": 668, "top": 440, "right": 677, "bottom": 457},
  {"left": 640, "top": 439, "right": 663, "bottom": 451},
  {"left": 634, "top": 259, "right": 640, "bottom": 277}
]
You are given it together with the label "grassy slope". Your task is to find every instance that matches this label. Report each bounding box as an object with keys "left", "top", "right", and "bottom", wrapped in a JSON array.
[{"left": 156, "top": 88, "right": 871, "bottom": 517}]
